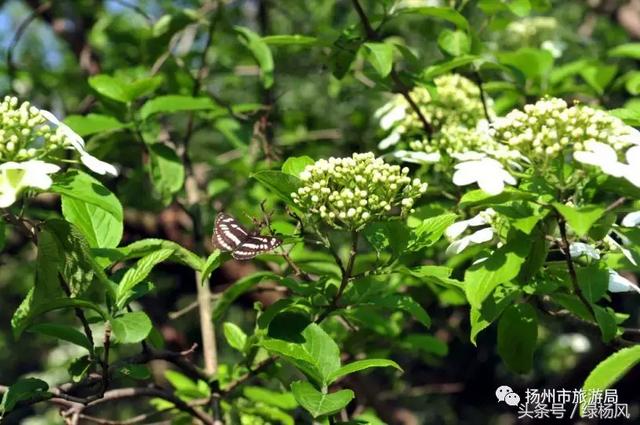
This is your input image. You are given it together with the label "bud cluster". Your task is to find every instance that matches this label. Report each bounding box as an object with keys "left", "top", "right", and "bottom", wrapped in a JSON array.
[
  {"left": 505, "top": 17, "right": 558, "bottom": 47},
  {"left": 291, "top": 152, "right": 428, "bottom": 230},
  {"left": 0, "top": 96, "right": 63, "bottom": 161},
  {"left": 490, "top": 97, "right": 638, "bottom": 159}
]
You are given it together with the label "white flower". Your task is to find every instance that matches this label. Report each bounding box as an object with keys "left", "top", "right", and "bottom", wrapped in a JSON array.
[
  {"left": 452, "top": 157, "right": 516, "bottom": 195},
  {"left": 573, "top": 140, "right": 626, "bottom": 178},
  {"left": 569, "top": 242, "right": 600, "bottom": 260},
  {"left": 623, "top": 145, "right": 640, "bottom": 187},
  {"left": 445, "top": 209, "right": 496, "bottom": 255},
  {"left": 622, "top": 211, "right": 640, "bottom": 227},
  {"left": 40, "top": 110, "right": 118, "bottom": 176},
  {"left": 608, "top": 270, "right": 640, "bottom": 294},
  {"left": 445, "top": 228, "right": 494, "bottom": 256},
  {"left": 0, "top": 160, "right": 60, "bottom": 207},
  {"left": 392, "top": 150, "right": 441, "bottom": 164}
]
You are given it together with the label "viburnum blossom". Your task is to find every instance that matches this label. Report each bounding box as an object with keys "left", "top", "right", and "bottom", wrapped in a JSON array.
[
  {"left": 291, "top": 152, "right": 428, "bottom": 230},
  {"left": 376, "top": 74, "right": 492, "bottom": 153},
  {"left": 451, "top": 154, "right": 516, "bottom": 195},
  {"left": 0, "top": 161, "right": 60, "bottom": 207},
  {"left": 0, "top": 96, "right": 117, "bottom": 176},
  {"left": 490, "top": 97, "right": 640, "bottom": 187},
  {"left": 569, "top": 241, "right": 640, "bottom": 294},
  {"left": 445, "top": 208, "right": 497, "bottom": 255}
]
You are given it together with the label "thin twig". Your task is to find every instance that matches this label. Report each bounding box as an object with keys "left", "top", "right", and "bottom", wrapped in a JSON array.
[
  {"left": 604, "top": 196, "right": 626, "bottom": 214},
  {"left": 472, "top": 70, "right": 492, "bottom": 124}
]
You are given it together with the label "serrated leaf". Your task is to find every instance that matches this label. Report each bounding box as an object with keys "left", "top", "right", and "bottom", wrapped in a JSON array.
[
  {"left": 437, "top": 29, "right": 470, "bottom": 56},
  {"left": 51, "top": 170, "right": 123, "bottom": 221},
  {"left": 93, "top": 238, "right": 203, "bottom": 270},
  {"left": 252, "top": 170, "right": 301, "bottom": 206},
  {"left": 582, "top": 345, "right": 640, "bottom": 410},
  {"left": 553, "top": 203, "right": 605, "bottom": 237},
  {"left": 62, "top": 195, "right": 123, "bottom": 249},
  {"left": 117, "top": 248, "right": 174, "bottom": 309},
  {"left": 464, "top": 233, "right": 531, "bottom": 308},
  {"left": 408, "top": 213, "right": 457, "bottom": 250}
]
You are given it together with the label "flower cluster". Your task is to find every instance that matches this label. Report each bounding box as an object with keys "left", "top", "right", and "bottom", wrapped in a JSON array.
[
  {"left": 291, "top": 152, "right": 428, "bottom": 230},
  {"left": 376, "top": 74, "right": 492, "bottom": 153},
  {"left": 490, "top": 97, "right": 640, "bottom": 186},
  {"left": 0, "top": 96, "right": 117, "bottom": 207}
]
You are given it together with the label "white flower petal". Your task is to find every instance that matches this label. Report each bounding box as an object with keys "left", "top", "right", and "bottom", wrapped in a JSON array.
[
  {"left": 626, "top": 145, "right": 640, "bottom": 165},
  {"left": 574, "top": 141, "right": 626, "bottom": 177},
  {"left": 622, "top": 211, "right": 640, "bottom": 227},
  {"left": 0, "top": 160, "right": 60, "bottom": 207},
  {"left": 80, "top": 154, "right": 118, "bottom": 176},
  {"left": 393, "top": 150, "right": 440, "bottom": 164},
  {"left": 477, "top": 175, "right": 505, "bottom": 195},
  {"left": 468, "top": 227, "right": 494, "bottom": 244},
  {"left": 608, "top": 270, "right": 640, "bottom": 294},
  {"left": 445, "top": 219, "right": 471, "bottom": 239},
  {"left": 379, "top": 105, "right": 406, "bottom": 130},
  {"left": 569, "top": 242, "right": 600, "bottom": 260},
  {"left": 445, "top": 237, "right": 471, "bottom": 256},
  {"left": 378, "top": 132, "right": 401, "bottom": 150},
  {"left": 452, "top": 164, "right": 480, "bottom": 186}
]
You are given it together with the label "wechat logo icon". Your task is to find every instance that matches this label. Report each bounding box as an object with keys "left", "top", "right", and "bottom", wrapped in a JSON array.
[{"left": 496, "top": 385, "right": 520, "bottom": 407}]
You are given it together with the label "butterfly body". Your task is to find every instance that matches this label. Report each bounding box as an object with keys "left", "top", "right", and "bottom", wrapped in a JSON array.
[{"left": 212, "top": 213, "right": 282, "bottom": 260}]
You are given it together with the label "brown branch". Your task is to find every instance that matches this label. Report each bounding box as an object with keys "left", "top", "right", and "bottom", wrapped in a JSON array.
[
  {"left": 350, "top": 0, "right": 433, "bottom": 139},
  {"left": 472, "top": 70, "right": 492, "bottom": 124},
  {"left": 604, "top": 196, "right": 627, "bottom": 214},
  {"left": 556, "top": 215, "right": 597, "bottom": 321}
]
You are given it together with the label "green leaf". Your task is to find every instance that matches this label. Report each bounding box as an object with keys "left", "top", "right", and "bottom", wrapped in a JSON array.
[
  {"left": 506, "top": 0, "right": 531, "bottom": 16},
  {"left": 580, "top": 63, "right": 617, "bottom": 95},
  {"left": 593, "top": 305, "right": 618, "bottom": 343},
  {"left": 235, "top": 26, "right": 274, "bottom": 88},
  {"left": 327, "top": 359, "right": 402, "bottom": 384},
  {"left": 609, "top": 43, "right": 640, "bottom": 60},
  {"left": 139, "top": 95, "right": 221, "bottom": 120},
  {"left": 62, "top": 195, "right": 123, "bottom": 249},
  {"left": 252, "top": 170, "right": 301, "bottom": 206},
  {"left": 553, "top": 203, "right": 605, "bottom": 237},
  {"left": 51, "top": 170, "right": 123, "bottom": 222},
  {"left": 213, "top": 272, "right": 281, "bottom": 321},
  {"left": 498, "top": 48, "right": 553, "bottom": 81},
  {"left": 398, "top": 7, "right": 469, "bottom": 32},
  {"left": 0, "top": 378, "right": 49, "bottom": 414},
  {"left": 437, "top": 29, "right": 470, "bottom": 56},
  {"left": 28, "top": 323, "right": 92, "bottom": 351},
  {"left": 363, "top": 220, "right": 410, "bottom": 259},
  {"left": 112, "top": 311, "right": 153, "bottom": 344},
  {"left": 408, "top": 213, "right": 457, "bottom": 250},
  {"left": 464, "top": 233, "right": 531, "bottom": 309},
  {"left": 281, "top": 156, "right": 315, "bottom": 177},
  {"left": 576, "top": 263, "right": 609, "bottom": 304},
  {"left": 243, "top": 386, "right": 298, "bottom": 409},
  {"left": 117, "top": 248, "right": 175, "bottom": 309},
  {"left": 223, "top": 322, "right": 247, "bottom": 352},
  {"left": 12, "top": 295, "right": 109, "bottom": 338},
  {"left": 362, "top": 42, "right": 394, "bottom": 77},
  {"left": 470, "top": 285, "right": 520, "bottom": 345},
  {"left": 94, "top": 238, "right": 204, "bottom": 270},
  {"left": 290, "top": 381, "right": 354, "bottom": 418},
  {"left": 582, "top": 346, "right": 640, "bottom": 407},
  {"left": 262, "top": 35, "right": 318, "bottom": 46},
  {"left": 422, "top": 55, "right": 478, "bottom": 80},
  {"left": 88, "top": 74, "right": 130, "bottom": 103},
  {"left": 497, "top": 303, "right": 538, "bottom": 374},
  {"left": 377, "top": 294, "right": 431, "bottom": 328},
  {"left": 64, "top": 114, "right": 127, "bottom": 137},
  {"left": 148, "top": 143, "right": 185, "bottom": 203},
  {"left": 261, "top": 323, "right": 341, "bottom": 385},
  {"left": 201, "top": 250, "right": 222, "bottom": 283}
]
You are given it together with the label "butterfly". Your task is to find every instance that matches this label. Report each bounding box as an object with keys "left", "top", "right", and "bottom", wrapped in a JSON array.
[{"left": 212, "top": 212, "right": 282, "bottom": 260}]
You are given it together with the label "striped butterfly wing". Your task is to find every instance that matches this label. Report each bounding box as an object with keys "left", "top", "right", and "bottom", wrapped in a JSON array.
[
  {"left": 212, "top": 213, "right": 249, "bottom": 252},
  {"left": 232, "top": 235, "right": 282, "bottom": 260}
]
